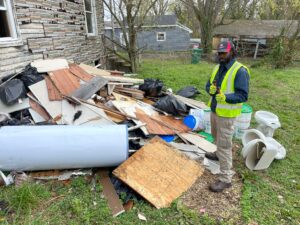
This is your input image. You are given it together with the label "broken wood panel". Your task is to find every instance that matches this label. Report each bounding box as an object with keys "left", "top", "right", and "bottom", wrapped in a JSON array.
[
  {"left": 113, "top": 137, "right": 204, "bottom": 209},
  {"left": 135, "top": 108, "right": 190, "bottom": 135},
  {"left": 69, "top": 64, "right": 94, "bottom": 82},
  {"left": 174, "top": 94, "right": 208, "bottom": 109},
  {"left": 48, "top": 69, "right": 80, "bottom": 96},
  {"left": 71, "top": 76, "right": 108, "bottom": 100},
  {"left": 44, "top": 76, "right": 63, "bottom": 101},
  {"left": 79, "top": 63, "right": 111, "bottom": 76},
  {"left": 180, "top": 133, "right": 217, "bottom": 153},
  {"left": 97, "top": 170, "right": 125, "bottom": 217},
  {"left": 29, "top": 99, "right": 51, "bottom": 121}
]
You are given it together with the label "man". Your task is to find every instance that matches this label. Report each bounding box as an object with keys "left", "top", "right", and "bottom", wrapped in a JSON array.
[{"left": 205, "top": 41, "right": 250, "bottom": 192}]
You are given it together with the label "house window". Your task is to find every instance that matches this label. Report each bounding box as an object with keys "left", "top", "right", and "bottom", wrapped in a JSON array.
[
  {"left": 0, "top": 0, "right": 19, "bottom": 42},
  {"left": 157, "top": 32, "right": 166, "bottom": 41},
  {"left": 84, "top": 0, "right": 97, "bottom": 35}
]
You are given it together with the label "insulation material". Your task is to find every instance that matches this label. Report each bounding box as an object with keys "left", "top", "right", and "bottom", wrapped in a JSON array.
[
  {"left": 0, "top": 125, "right": 128, "bottom": 171},
  {"left": 113, "top": 136, "right": 204, "bottom": 209}
]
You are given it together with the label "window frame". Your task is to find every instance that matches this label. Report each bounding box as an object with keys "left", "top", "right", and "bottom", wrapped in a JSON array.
[
  {"left": 0, "top": 0, "right": 21, "bottom": 45},
  {"left": 83, "top": 0, "right": 97, "bottom": 36},
  {"left": 156, "top": 32, "right": 166, "bottom": 42}
]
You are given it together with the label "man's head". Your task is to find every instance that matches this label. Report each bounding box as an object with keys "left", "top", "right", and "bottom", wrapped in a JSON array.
[{"left": 217, "top": 41, "right": 236, "bottom": 64}]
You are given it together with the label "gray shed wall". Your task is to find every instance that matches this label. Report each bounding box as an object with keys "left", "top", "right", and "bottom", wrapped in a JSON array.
[{"left": 0, "top": 0, "right": 105, "bottom": 78}]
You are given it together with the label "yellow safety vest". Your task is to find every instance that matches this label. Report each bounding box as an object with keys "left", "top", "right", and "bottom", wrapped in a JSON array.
[{"left": 208, "top": 61, "right": 250, "bottom": 118}]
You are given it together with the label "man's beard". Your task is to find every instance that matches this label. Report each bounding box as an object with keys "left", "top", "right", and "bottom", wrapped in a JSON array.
[{"left": 218, "top": 54, "right": 232, "bottom": 64}]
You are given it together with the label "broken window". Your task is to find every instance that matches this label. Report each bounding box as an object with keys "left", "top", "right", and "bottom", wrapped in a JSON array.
[
  {"left": 84, "top": 0, "right": 97, "bottom": 35},
  {"left": 157, "top": 32, "right": 166, "bottom": 41},
  {"left": 0, "top": 0, "right": 19, "bottom": 41}
]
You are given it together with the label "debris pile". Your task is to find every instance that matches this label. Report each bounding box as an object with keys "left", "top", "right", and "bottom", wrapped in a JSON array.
[{"left": 0, "top": 58, "right": 216, "bottom": 217}]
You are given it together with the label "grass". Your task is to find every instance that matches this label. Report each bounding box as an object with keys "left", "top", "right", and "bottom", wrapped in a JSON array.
[{"left": 0, "top": 58, "right": 299, "bottom": 224}]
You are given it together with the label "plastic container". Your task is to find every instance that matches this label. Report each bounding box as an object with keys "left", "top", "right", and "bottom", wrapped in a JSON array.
[
  {"left": 234, "top": 104, "right": 252, "bottom": 139},
  {"left": 160, "top": 135, "right": 175, "bottom": 143},
  {"left": 203, "top": 109, "right": 211, "bottom": 134},
  {"left": 191, "top": 48, "right": 203, "bottom": 64},
  {"left": 183, "top": 115, "right": 200, "bottom": 130}
]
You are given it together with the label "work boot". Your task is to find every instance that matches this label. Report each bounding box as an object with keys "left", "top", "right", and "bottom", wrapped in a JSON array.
[
  {"left": 209, "top": 180, "right": 232, "bottom": 192},
  {"left": 205, "top": 152, "right": 219, "bottom": 161}
]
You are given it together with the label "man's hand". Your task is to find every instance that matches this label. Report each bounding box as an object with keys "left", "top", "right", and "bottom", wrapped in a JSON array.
[
  {"left": 216, "top": 91, "right": 226, "bottom": 102},
  {"left": 209, "top": 85, "right": 217, "bottom": 95}
]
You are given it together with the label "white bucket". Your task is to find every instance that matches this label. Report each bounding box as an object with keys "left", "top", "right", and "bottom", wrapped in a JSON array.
[
  {"left": 188, "top": 109, "right": 205, "bottom": 130},
  {"left": 203, "top": 109, "right": 211, "bottom": 134},
  {"left": 234, "top": 104, "right": 252, "bottom": 139}
]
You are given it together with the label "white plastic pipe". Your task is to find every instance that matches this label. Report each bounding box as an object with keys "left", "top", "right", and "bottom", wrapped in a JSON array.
[{"left": 0, "top": 125, "right": 128, "bottom": 171}]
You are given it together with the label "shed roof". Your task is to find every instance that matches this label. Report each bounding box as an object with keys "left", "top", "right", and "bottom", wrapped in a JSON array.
[{"left": 214, "top": 20, "right": 300, "bottom": 38}]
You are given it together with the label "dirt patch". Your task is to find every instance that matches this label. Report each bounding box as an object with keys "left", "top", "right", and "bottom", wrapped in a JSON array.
[{"left": 180, "top": 147, "right": 244, "bottom": 223}]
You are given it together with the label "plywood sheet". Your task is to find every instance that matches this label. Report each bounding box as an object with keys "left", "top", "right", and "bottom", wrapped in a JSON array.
[
  {"left": 69, "top": 64, "right": 94, "bottom": 82},
  {"left": 135, "top": 108, "right": 190, "bottom": 135},
  {"left": 44, "top": 76, "right": 62, "bottom": 101},
  {"left": 48, "top": 69, "right": 80, "bottom": 96},
  {"left": 180, "top": 133, "right": 217, "bottom": 153},
  {"left": 113, "top": 137, "right": 204, "bottom": 209},
  {"left": 79, "top": 63, "right": 111, "bottom": 76}
]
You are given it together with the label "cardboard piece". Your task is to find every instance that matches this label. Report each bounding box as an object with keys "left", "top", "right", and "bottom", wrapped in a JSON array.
[{"left": 113, "top": 137, "right": 204, "bottom": 209}]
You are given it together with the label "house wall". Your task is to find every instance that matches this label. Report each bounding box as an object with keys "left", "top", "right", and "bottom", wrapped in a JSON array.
[
  {"left": 104, "top": 26, "right": 191, "bottom": 51},
  {"left": 0, "top": 0, "right": 105, "bottom": 78}
]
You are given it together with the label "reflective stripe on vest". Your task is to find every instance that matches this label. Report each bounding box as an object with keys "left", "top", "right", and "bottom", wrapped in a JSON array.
[{"left": 207, "top": 61, "right": 250, "bottom": 118}]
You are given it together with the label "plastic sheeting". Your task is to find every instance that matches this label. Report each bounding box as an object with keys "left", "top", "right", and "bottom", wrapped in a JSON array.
[{"left": 0, "top": 125, "right": 128, "bottom": 171}]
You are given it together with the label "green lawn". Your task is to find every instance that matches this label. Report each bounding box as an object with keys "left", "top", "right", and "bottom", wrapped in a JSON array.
[{"left": 0, "top": 58, "right": 299, "bottom": 225}]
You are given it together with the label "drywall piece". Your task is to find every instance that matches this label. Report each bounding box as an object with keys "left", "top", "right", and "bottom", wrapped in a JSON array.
[
  {"left": 69, "top": 64, "right": 94, "bottom": 81},
  {"left": 0, "top": 98, "right": 30, "bottom": 114},
  {"left": 0, "top": 125, "right": 128, "bottom": 171},
  {"left": 97, "top": 170, "right": 125, "bottom": 217},
  {"left": 29, "top": 80, "right": 62, "bottom": 123},
  {"left": 180, "top": 133, "right": 217, "bottom": 153},
  {"left": 71, "top": 76, "right": 108, "bottom": 100},
  {"left": 48, "top": 69, "right": 80, "bottom": 96},
  {"left": 31, "top": 59, "right": 69, "bottom": 73},
  {"left": 173, "top": 94, "right": 208, "bottom": 109},
  {"left": 170, "top": 142, "right": 205, "bottom": 160},
  {"left": 79, "top": 63, "right": 111, "bottom": 76},
  {"left": 44, "top": 76, "right": 62, "bottom": 101},
  {"left": 61, "top": 100, "right": 114, "bottom": 125},
  {"left": 113, "top": 136, "right": 204, "bottom": 209},
  {"left": 245, "top": 141, "right": 277, "bottom": 170},
  {"left": 29, "top": 109, "right": 46, "bottom": 123}
]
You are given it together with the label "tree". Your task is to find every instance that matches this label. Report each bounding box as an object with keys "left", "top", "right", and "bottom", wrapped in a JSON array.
[
  {"left": 150, "top": 0, "right": 170, "bottom": 16},
  {"left": 103, "top": 0, "right": 159, "bottom": 72}
]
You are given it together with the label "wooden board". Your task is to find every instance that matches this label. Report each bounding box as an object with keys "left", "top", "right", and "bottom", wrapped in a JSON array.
[
  {"left": 69, "top": 64, "right": 94, "bottom": 82},
  {"left": 29, "top": 99, "right": 51, "bottom": 122},
  {"left": 174, "top": 94, "right": 208, "bottom": 109},
  {"left": 79, "top": 63, "right": 111, "bottom": 76},
  {"left": 44, "top": 76, "right": 62, "bottom": 101},
  {"left": 113, "top": 136, "right": 204, "bottom": 209},
  {"left": 48, "top": 69, "right": 80, "bottom": 96},
  {"left": 180, "top": 133, "right": 217, "bottom": 153},
  {"left": 97, "top": 170, "right": 125, "bottom": 217},
  {"left": 135, "top": 108, "right": 190, "bottom": 135}
]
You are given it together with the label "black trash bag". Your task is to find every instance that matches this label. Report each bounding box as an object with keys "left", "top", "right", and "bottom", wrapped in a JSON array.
[
  {"left": 176, "top": 86, "right": 200, "bottom": 98},
  {"left": 0, "top": 79, "right": 26, "bottom": 105},
  {"left": 139, "top": 78, "right": 164, "bottom": 97},
  {"left": 0, "top": 118, "right": 32, "bottom": 126},
  {"left": 19, "top": 64, "right": 44, "bottom": 87},
  {"left": 154, "top": 95, "right": 188, "bottom": 116}
]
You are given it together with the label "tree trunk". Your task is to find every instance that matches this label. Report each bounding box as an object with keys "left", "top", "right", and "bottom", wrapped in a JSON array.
[{"left": 200, "top": 19, "right": 214, "bottom": 54}]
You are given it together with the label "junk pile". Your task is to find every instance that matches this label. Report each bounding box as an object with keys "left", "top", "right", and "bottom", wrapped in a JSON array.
[
  {"left": 241, "top": 110, "right": 286, "bottom": 170},
  {"left": 0, "top": 58, "right": 212, "bottom": 217}
]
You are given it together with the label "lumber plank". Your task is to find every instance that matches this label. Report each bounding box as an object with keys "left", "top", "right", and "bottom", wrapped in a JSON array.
[{"left": 180, "top": 133, "right": 217, "bottom": 153}]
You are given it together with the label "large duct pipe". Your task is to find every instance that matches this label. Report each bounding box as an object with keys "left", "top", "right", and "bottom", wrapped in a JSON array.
[{"left": 0, "top": 125, "right": 128, "bottom": 171}]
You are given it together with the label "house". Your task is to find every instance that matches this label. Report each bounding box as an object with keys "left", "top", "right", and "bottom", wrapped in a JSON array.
[
  {"left": 104, "top": 15, "right": 193, "bottom": 51},
  {"left": 0, "top": 0, "right": 105, "bottom": 78},
  {"left": 213, "top": 20, "right": 300, "bottom": 58}
]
